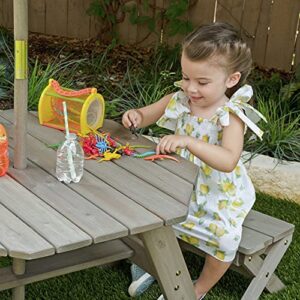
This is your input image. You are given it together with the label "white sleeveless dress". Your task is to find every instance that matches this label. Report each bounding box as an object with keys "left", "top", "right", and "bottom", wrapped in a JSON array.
[{"left": 157, "top": 85, "right": 266, "bottom": 262}]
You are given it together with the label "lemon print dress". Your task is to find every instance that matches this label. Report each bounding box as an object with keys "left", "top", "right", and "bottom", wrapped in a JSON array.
[{"left": 157, "top": 85, "right": 266, "bottom": 262}]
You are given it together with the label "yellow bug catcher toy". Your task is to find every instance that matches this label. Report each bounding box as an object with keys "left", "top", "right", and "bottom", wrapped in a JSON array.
[{"left": 38, "top": 79, "right": 105, "bottom": 135}]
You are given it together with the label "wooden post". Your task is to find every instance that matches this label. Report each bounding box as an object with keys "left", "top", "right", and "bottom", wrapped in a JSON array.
[
  {"left": 13, "top": 0, "right": 28, "bottom": 169},
  {"left": 12, "top": 258, "right": 26, "bottom": 300}
]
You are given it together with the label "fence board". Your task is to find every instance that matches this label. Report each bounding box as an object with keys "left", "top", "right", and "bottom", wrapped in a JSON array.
[
  {"left": 251, "top": 0, "right": 272, "bottom": 68},
  {"left": 117, "top": 1, "right": 137, "bottom": 44},
  {"left": 29, "top": 0, "right": 46, "bottom": 34},
  {"left": 45, "top": 0, "right": 68, "bottom": 36},
  {"left": 216, "top": 0, "right": 244, "bottom": 30},
  {"left": 240, "top": 0, "right": 262, "bottom": 51},
  {"left": 2, "top": 0, "right": 13, "bottom": 29},
  {"left": 189, "top": 0, "right": 215, "bottom": 28},
  {"left": 0, "top": 0, "right": 3, "bottom": 26},
  {"left": 163, "top": 0, "right": 189, "bottom": 46},
  {"left": 137, "top": 0, "right": 162, "bottom": 46},
  {"left": 264, "top": 0, "right": 300, "bottom": 71},
  {"left": 0, "top": 0, "right": 298, "bottom": 71},
  {"left": 67, "top": 0, "right": 91, "bottom": 39},
  {"left": 294, "top": 16, "right": 300, "bottom": 69}
]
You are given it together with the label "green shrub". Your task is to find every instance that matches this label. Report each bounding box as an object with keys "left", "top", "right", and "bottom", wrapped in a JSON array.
[
  {"left": 28, "top": 56, "right": 85, "bottom": 110},
  {"left": 0, "top": 28, "right": 14, "bottom": 101}
]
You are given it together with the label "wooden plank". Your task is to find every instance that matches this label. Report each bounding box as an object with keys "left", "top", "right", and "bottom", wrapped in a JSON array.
[
  {"left": 242, "top": 235, "right": 292, "bottom": 300},
  {"left": 0, "top": 243, "right": 7, "bottom": 257},
  {"left": 264, "top": 0, "right": 300, "bottom": 71},
  {"left": 11, "top": 111, "right": 192, "bottom": 225},
  {"left": 216, "top": 0, "right": 244, "bottom": 30},
  {"left": 0, "top": 0, "right": 3, "bottom": 27},
  {"left": 102, "top": 119, "right": 199, "bottom": 186},
  {"left": 67, "top": 0, "right": 90, "bottom": 39},
  {"left": 0, "top": 113, "right": 164, "bottom": 234},
  {"left": 141, "top": 226, "right": 196, "bottom": 299},
  {"left": 45, "top": 0, "right": 68, "bottom": 36},
  {"left": 2, "top": 0, "right": 13, "bottom": 28},
  {"left": 244, "top": 210, "right": 295, "bottom": 242},
  {"left": 114, "top": 155, "right": 194, "bottom": 205},
  {"left": 163, "top": 0, "right": 189, "bottom": 46},
  {"left": 241, "top": 0, "right": 263, "bottom": 50},
  {"left": 7, "top": 155, "right": 128, "bottom": 244},
  {"left": 0, "top": 175, "right": 92, "bottom": 253},
  {"left": 137, "top": 0, "right": 161, "bottom": 47},
  {"left": 117, "top": 0, "right": 138, "bottom": 44},
  {"left": 0, "top": 203, "right": 54, "bottom": 259},
  {"left": 0, "top": 240, "right": 133, "bottom": 291},
  {"left": 294, "top": 14, "right": 300, "bottom": 69},
  {"left": 29, "top": 0, "right": 46, "bottom": 33},
  {"left": 238, "top": 226, "right": 272, "bottom": 255},
  {"left": 188, "top": 0, "right": 215, "bottom": 28},
  {"left": 251, "top": 0, "right": 272, "bottom": 68}
]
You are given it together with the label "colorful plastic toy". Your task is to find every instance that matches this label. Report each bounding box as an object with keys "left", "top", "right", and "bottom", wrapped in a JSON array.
[
  {"left": 144, "top": 154, "right": 180, "bottom": 162},
  {"left": 38, "top": 79, "right": 105, "bottom": 135}
]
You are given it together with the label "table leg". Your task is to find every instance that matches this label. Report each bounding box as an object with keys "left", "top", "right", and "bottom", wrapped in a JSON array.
[
  {"left": 140, "top": 226, "right": 196, "bottom": 300},
  {"left": 12, "top": 258, "right": 25, "bottom": 300}
]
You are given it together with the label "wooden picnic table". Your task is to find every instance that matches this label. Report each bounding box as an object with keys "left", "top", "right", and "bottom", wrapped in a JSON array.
[{"left": 0, "top": 109, "right": 199, "bottom": 300}]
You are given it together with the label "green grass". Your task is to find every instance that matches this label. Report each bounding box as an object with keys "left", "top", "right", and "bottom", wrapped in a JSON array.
[{"left": 0, "top": 193, "right": 299, "bottom": 299}]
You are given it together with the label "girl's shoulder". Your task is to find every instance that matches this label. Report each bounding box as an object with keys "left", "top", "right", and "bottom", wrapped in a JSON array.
[{"left": 215, "top": 85, "right": 267, "bottom": 140}]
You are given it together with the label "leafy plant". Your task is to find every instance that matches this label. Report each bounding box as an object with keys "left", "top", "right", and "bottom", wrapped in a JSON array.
[
  {"left": 0, "top": 28, "right": 14, "bottom": 101},
  {"left": 28, "top": 56, "right": 85, "bottom": 110},
  {"left": 103, "top": 64, "right": 176, "bottom": 135},
  {"left": 87, "top": 0, "right": 195, "bottom": 43},
  {"left": 245, "top": 93, "right": 300, "bottom": 162}
]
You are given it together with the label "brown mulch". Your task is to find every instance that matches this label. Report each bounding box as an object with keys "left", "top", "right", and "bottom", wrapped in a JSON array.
[
  {"left": 28, "top": 33, "right": 153, "bottom": 74},
  {"left": 1, "top": 32, "right": 156, "bottom": 110}
]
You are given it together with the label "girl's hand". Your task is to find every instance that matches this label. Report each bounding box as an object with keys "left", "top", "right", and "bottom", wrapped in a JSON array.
[
  {"left": 156, "top": 135, "right": 191, "bottom": 154},
  {"left": 122, "top": 109, "right": 143, "bottom": 129}
]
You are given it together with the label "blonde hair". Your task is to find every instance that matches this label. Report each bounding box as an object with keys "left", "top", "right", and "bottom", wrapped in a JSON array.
[{"left": 182, "top": 22, "right": 252, "bottom": 95}]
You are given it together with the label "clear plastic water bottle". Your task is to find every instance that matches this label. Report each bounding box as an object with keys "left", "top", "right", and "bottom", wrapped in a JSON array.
[{"left": 56, "top": 133, "right": 84, "bottom": 183}]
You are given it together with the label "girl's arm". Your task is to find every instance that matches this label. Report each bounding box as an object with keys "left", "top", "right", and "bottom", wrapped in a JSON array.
[
  {"left": 122, "top": 93, "right": 174, "bottom": 129},
  {"left": 156, "top": 113, "right": 244, "bottom": 172}
]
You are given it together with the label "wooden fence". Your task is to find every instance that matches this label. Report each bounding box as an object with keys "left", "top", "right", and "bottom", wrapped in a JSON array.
[{"left": 0, "top": 0, "right": 300, "bottom": 71}]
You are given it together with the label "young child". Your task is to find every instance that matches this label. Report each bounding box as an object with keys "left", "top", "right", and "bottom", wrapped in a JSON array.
[{"left": 122, "top": 22, "right": 266, "bottom": 300}]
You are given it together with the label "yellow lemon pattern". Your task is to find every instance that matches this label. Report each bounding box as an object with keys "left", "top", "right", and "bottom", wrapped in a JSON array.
[
  {"left": 234, "top": 166, "right": 241, "bottom": 177},
  {"left": 202, "top": 134, "right": 209, "bottom": 143},
  {"left": 201, "top": 164, "right": 213, "bottom": 177},
  {"left": 200, "top": 184, "right": 210, "bottom": 195},
  {"left": 185, "top": 123, "right": 194, "bottom": 136},
  {"left": 219, "top": 179, "right": 236, "bottom": 196},
  {"left": 156, "top": 86, "right": 263, "bottom": 262},
  {"left": 179, "top": 234, "right": 200, "bottom": 247},
  {"left": 181, "top": 222, "right": 196, "bottom": 230}
]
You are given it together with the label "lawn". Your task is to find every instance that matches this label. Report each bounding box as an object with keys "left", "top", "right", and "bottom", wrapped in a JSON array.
[{"left": 0, "top": 193, "right": 299, "bottom": 300}]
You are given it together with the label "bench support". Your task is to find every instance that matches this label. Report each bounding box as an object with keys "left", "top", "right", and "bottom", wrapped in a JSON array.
[
  {"left": 179, "top": 233, "right": 293, "bottom": 300},
  {"left": 140, "top": 226, "right": 196, "bottom": 300},
  {"left": 12, "top": 259, "right": 25, "bottom": 300},
  {"left": 241, "top": 234, "right": 292, "bottom": 300}
]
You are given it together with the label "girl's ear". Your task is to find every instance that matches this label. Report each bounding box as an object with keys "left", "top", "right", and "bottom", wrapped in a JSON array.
[{"left": 226, "top": 72, "right": 241, "bottom": 88}]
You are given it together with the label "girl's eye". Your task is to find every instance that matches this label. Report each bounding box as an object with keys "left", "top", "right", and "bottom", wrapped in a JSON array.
[
  {"left": 199, "top": 82, "right": 208, "bottom": 85},
  {"left": 182, "top": 77, "right": 189, "bottom": 81}
]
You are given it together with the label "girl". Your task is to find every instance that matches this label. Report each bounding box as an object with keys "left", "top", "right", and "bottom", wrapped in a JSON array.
[{"left": 122, "top": 22, "right": 266, "bottom": 300}]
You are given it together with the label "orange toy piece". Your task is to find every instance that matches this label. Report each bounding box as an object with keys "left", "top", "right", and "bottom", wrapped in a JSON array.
[
  {"left": 144, "top": 154, "right": 179, "bottom": 162},
  {"left": 38, "top": 79, "right": 105, "bottom": 135},
  {"left": 0, "top": 124, "right": 9, "bottom": 176}
]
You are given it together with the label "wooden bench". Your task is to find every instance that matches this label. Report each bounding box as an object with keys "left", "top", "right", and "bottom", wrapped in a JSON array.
[{"left": 179, "top": 209, "right": 294, "bottom": 300}]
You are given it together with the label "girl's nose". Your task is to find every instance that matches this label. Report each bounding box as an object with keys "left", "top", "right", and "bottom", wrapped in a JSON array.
[{"left": 187, "top": 82, "right": 198, "bottom": 94}]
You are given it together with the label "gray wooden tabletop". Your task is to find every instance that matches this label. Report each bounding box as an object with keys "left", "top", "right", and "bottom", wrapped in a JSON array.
[{"left": 0, "top": 110, "right": 198, "bottom": 261}]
